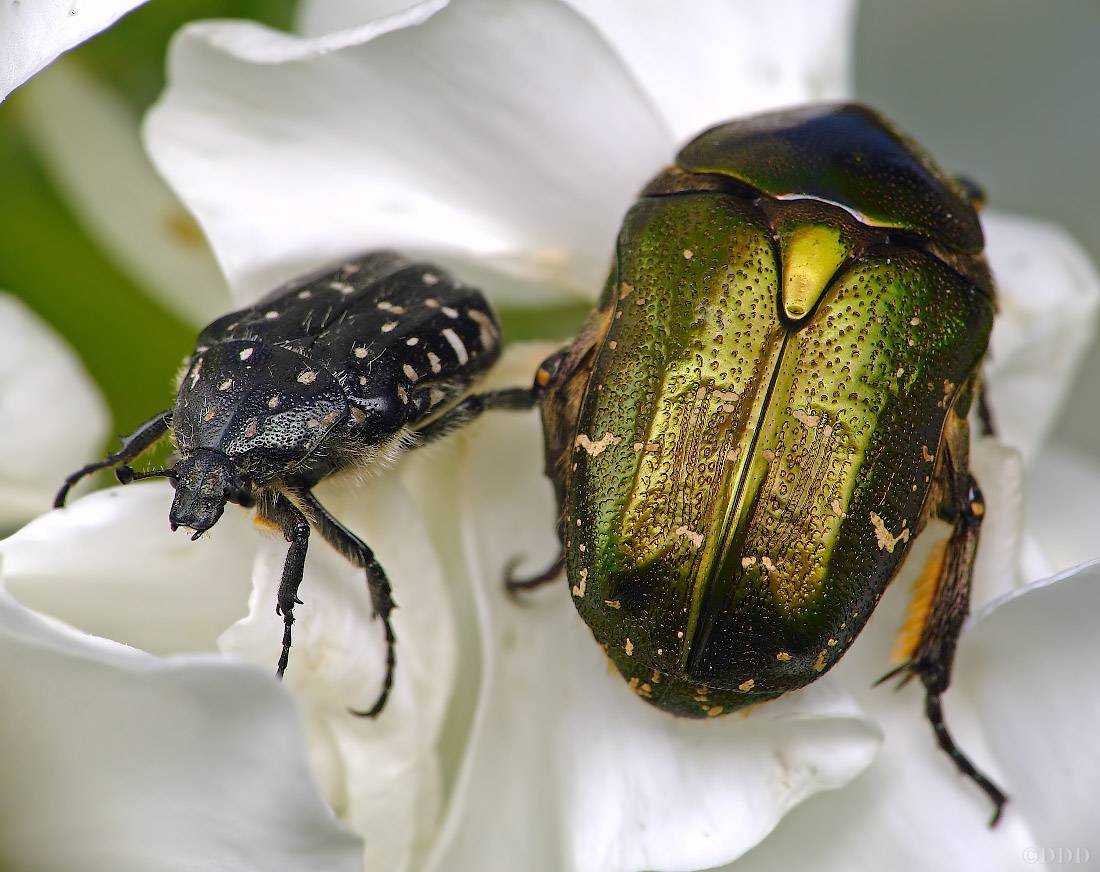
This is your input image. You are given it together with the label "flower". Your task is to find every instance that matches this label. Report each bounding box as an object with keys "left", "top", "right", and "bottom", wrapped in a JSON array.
[
  {"left": 0, "top": 0, "right": 148, "bottom": 103},
  {"left": 4, "top": 1, "right": 1100, "bottom": 871},
  {"left": 0, "top": 293, "right": 108, "bottom": 529}
]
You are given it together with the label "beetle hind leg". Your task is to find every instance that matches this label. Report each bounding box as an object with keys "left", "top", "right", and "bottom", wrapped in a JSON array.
[
  {"left": 885, "top": 412, "right": 1008, "bottom": 825},
  {"left": 295, "top": 490, "right": 398, "bottom": 718}
]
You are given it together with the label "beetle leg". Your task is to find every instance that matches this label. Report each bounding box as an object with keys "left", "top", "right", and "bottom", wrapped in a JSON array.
[
  {"left": 262, "top": 493, "right": 310, "bottom": 680},
  {"left": 504, "top": 550, "right": 566, "bottom": 597},
  {"left": 294, "top": 489, "right": 397, "bottom": 718},
  {"left": 977, "top": 384, "right": 996, "bottom": 437},
  {"left": 412, "top": 386, "right": 537, "bottom": 446},
  {"left": 889, "top": 413, "right": 1008, "bottom": 825},
  {"left": 54, "top": 409, "right": 173, "bottom": 507}
]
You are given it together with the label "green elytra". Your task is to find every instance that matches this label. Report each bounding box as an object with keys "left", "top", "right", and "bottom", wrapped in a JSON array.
[{"left": 530, "top": 103, "right": 1005, "bottom": 823}]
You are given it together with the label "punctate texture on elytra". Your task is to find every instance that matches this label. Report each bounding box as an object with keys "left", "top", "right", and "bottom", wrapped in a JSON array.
[{"left": 533, "top": 101, "right": 1004, "bottom": 821}]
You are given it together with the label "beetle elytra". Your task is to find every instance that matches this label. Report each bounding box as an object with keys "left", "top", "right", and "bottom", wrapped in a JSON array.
[{"left": 522, "top": 103, "right": 1007, "bottom": 823}]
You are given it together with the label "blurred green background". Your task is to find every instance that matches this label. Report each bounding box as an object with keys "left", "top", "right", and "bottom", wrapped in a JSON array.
[{"left": 1, "top": 0, "right": 1098, "bottom": 452}]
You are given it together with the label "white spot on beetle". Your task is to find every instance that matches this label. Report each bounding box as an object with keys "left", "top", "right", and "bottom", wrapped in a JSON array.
[
  {"left": 359, "top": 376, "right": 368, "bottom": 386},
  {"left": 792, "top": 408, "right": 819, "bottom": 429},
  {"left": 243, "top": 418, "right": 259, "bottom": 439},
  {"left": 575, "top": 431, "right": 620, "bottom": 456},
  {"left": 267, "top": 395, "right": 280, "bottom": 408},
  {"left": 406, "top": 337, "right": 419, "bottom": 346},
  {"left": 377, "top": 301, "right": 406, "bottom": 314},
  {"left": 683, "top": 249, "right": 693, "bottom": 259},
  {"left": 572, "top": 568, "right": 587, "bottom": 598},
  {"left": 870, "top": 512, "right": 910, "bottom": 553},
  {"left": 467, "top": 309, "right": 497, "bottom": 348},
  {"left": 297, "top": 371, "right": 317, "bottom": 385},
  {"left": 353, "top": 346, "right": 368, "bottom": 358},
  {"left": 330, "top": 281, "right": 355, "bottom": 294},
  {"left": 397, "top": 386, "right": 409, "bottom": 404},
  {"left": 761, "top": 556, "right": 777, "bottom": 572},
  {"left": 442, "top": 306, "right": 459, "bottom": 319},
  {"left": 203, "top": 408, "right": 216, "bottom": 422},
  {"left": 675, "top": 526, "right": 704, "bottom": 549},
  {"left": 424, "top": 298, "right": 440, "bottom": 308},
  {"left": 442, "top": 328, "right": 469, "bottom": 364},
  {"left": 239, "top": 348, "right": 254, "bottom": 361},
  {"left": 741, "top": 556, "right": 757, "bottom": 569},
  {"left": 428, "top": 352, "right": 442, "bottom": 374},
  {"left": 189, "top": 357, "right": 204, "bottom": 387},
  {"left": 218, "top": 379, "right": 233, "bottom": 391},
  {"left": 349, "top": 407, "right": 367, "bottom": 425},
  {"left": 297, "top": 290, "right": 312, "bottom": 300},
  {"left": 381, "top": 322, "right": 398, "bottom": 333},
  {"left": 403, "top": 364, "right": 419, "bottom": 382},
  {"left": 738, "top": 678, "right": 755, "bottom": 692},
  {"left": 264, "top": 310, "right": 280, "bottom": 320},
  {"left": 422, "top": 272, "right": 439, "bottom": 285},
  {"left": 624, "top": 638, "right": 634, "bottom": 656}
]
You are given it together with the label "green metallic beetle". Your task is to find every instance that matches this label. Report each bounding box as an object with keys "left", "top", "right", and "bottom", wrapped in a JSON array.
[{"left": 515, "top": 103, "right": 1006, "bottom": 823}]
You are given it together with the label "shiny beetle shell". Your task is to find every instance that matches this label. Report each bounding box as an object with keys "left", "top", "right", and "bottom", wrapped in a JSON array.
[
  {"left": 176, "top": 251, "right": 501, "bottom": 486},
  {"left": 538, "top": 103, "right": 995, "bottom": 718}
]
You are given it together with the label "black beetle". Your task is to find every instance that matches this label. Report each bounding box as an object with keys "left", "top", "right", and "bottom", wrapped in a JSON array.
[{"left": 55, "top": 251, "right": 535, "bottom": 715}]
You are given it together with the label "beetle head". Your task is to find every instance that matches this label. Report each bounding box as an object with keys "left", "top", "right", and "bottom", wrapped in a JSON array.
[{"left": 169, "top": 449, "right": 249, "bottom": 539}]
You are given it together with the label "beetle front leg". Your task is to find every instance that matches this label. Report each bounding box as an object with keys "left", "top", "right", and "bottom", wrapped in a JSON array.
[
  {"left": 295, "top": 489, "right": 398, "bottom": 718},
  {"left": 54, "top": 409, "right": 173, "bottom": 507},
  {"left": 262, "top": 494, "right": 310, "bottom": 679}
]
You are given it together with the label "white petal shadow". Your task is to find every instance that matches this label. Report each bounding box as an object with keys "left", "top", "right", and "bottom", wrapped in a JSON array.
[
  {"left": 18, "top": 61, "right": 231, "bottom": 326},
  {"left": 0, "top": 0, "right": 147, "bottom": 103},
  {"left": 0, "top": 293, "right": 109, "bottom": 529},
  {"left": 957, "top": 561, "right": 1100, "bottom": 854},
  {"left": 1, "top": 483, "right": 256, "bottom": 655},
  {"left": 145, "top": 0, "right": 670, "bottom": 306},
  {"left": 562, "top": 0, "right": 857, "bottom": 142},
  {"left": 983, "top": 211, "right": 1100, "bottom": 462},
  {"left": 425, "top": 346, "right": 880, "bottom": 872},
  {"left": 0, "top": 585, "right": 361, "bottom": 872},
  {"left": 219, "top": 473, "right": 455, "bottom": 872}
]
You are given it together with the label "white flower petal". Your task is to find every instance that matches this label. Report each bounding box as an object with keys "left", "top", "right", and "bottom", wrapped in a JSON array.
[
  {"left": 424, "top": 345, "right": 880, "bottom": 872},
  {"left": 983, "top": 211, "right": 1100, "bottom": 461},
  {"left": 1, "top": 483, "right": 255, "bottom": 654},
  {"left": 0, "top": 585, "right": 361, "bottom": 871},
  {"left": 297, "top": 0, "right": 419, "bottom": 35},
  {"left": 1025, "top": 446, "right": 1100, "bottom": 574},
  {"left": 219, "top": 473, "right": 455, "bottom": 872},
  {"left": 17, "top": 61, "right": 231, "bottom": 325},
  {"left": 0, "top": 0, "right": 147, "bottom": 103},
  {"left": 0, "top": 293, "right": 108, "bottom": 528},
  {"left": 562, "top": 0, "right": 857, "bottom": 142},
  {"left": 145, "top": 0, "right": 670, "bottom": 306},
  {"left": 969, "top": 436, "right": 1028, "bottom": 606},
  {"left": 957, "top": 560, "right": 1100, "bottom": 855}
]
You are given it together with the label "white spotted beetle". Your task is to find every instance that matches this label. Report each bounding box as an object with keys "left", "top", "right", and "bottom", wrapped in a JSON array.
[{"left": 55, "top": 251, "right": 534, "bottom": 716}]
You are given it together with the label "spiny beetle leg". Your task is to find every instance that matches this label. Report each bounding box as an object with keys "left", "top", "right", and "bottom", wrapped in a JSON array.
[
  {"left": 296, "top": 490, "right": 397, "bottom": 718},
  {"left": 413, "top": 386, "right": 537, "bottom": 446},
  {"left": 266, "top": 494, "right": 310, "bottom": 679},
  {"left": 505, "top": 551, "right": 566, "bottom": 599},
  {"left": 890, "top": 410, "right": 1008, "bottom": 825},
  {"left": 54, "top": 409, "right": 172, "bottom": 507}
]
